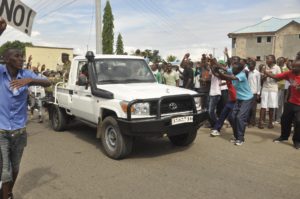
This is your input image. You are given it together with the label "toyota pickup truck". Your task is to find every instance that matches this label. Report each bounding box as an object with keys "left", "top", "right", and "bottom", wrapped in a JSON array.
[{"left": 47, "top": 51, "right": 208, "bottom": 159}]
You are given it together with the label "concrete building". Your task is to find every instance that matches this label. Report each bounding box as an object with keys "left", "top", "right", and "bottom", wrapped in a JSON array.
[
  {"left": 25, "top": 46, "right": 74, "bottom": 71},
  {"left": 228, "top": 17, "right": 300, "bottom": 61}
]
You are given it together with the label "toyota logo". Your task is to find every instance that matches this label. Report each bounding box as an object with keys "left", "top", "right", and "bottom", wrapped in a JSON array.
[{"left": 169, "top": 102, "right": 178, "bottom": 111}]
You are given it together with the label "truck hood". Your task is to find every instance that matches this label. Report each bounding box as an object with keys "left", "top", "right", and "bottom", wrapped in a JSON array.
[{"left": 97, "top": 83, "right": 197, "bottom": 101}]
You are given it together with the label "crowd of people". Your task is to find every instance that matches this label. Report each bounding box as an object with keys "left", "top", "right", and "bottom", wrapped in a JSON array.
[{"left": 150, "top": 49, "right": 300, "bottom": 148}]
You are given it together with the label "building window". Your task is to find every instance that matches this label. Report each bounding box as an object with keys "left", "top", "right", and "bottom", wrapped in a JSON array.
[
  {"left": 232, "top": 38, "right": 236, "bottom": 48},
  {"left": 256, "top": 56, "right": 261, "bottom": 61},
  {"left": 257, "top": 37, "right": 262, "bottom": 43},
  {"left": 267, "top": 36, "right": 272, "bottom": 42}
]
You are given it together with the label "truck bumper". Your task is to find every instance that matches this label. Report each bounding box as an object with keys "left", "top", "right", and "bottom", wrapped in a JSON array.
[{"left": 117, "top": 111, "right": 208, "bottom": 137}]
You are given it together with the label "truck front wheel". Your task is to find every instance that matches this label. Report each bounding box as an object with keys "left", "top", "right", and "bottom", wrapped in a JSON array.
[
  {"left": 51, "top": 105, "right": 67, "bottom": 131},
  {"left": 168, "top": 129, "right": 197, "bottom": 146},
  {"left": 101, "top": 117, "right": 133, "bottom": 159}
]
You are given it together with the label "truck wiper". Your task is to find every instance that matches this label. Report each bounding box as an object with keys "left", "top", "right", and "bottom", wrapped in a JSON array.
[
  {"left": 125, "top": 79, "right": 143, "bottom": 82},
  {"left": 98, "top": 80, "right": 122, "bottom": 83}
]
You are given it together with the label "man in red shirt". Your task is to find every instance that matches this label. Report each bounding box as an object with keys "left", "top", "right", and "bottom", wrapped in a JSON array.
[{"left": 264, "top": 60, "right": 300, "bottom": 149}]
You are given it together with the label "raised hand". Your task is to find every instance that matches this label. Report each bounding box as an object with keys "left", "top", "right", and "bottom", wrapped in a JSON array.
[{"left": 0, "top": 17, "right": 7, "bottom": 35}]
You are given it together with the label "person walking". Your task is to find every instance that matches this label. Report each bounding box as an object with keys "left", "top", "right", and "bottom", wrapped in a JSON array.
[{"left": 0, "top": 48, "right": 50, "bottom": 199}]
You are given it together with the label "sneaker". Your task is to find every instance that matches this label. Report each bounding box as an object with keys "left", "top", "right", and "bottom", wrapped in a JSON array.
[
  {"left": 210, "top": 130, "right": 220, "bottom": 137},
  {"left": 293, "top": 142, "right": 300, "bottom": 150},
  {"left": 273, "top": 137, "right": 288, "bottom": 143},
  {"left": 230, "top": 138, "right": 236, "bottom": 143},
  {"left": 235, "top": 140, "right": 244, "bottom": 146}
]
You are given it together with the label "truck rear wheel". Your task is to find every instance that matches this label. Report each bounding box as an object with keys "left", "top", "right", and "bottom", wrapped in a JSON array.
[
  {"left": 168, "top": 129, "right": 197, "bottom": 146},
  {"left": 51, "top": 105, "right": 67, "bottom": 131},
  {"left": 101, "top": 116, "right": 133, "bottom": 159}
]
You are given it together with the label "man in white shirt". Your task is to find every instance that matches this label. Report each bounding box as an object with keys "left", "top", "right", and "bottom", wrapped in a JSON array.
[
  {"left": 247, "top": 60, "right": 261, "bottom": 126},
  {"left": 258, "top": 55, "right": 281, "bottom": 129},
  {"left": 208, "top": 72, "right": 221, "bottom": 127}
]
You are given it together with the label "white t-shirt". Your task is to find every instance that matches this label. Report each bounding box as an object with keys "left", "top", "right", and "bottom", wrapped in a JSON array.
[
  {"left": 220, "top": 80, "right": 228, "bottom": 90},
  {"left": 194, "top": 74, "right": 200, "bottom": 89},
  {"left": 178, "top": 67, "right": 184, "bottom": 87},
  {"left": 263, "top": 65, "right": 281, "bottom": 92},
  {"left": 209, "top": 73, "right": 221, "bottom": 96},
  {"left": 248, "top": 69, "right": 261, "bottom": 94}
]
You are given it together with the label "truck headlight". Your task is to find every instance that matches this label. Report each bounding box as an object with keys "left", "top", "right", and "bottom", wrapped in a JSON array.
[
  {"left": 120, "top": 101, "right": 150, "bottom": 116},
  {"left": 132, "top": 103, "right": 150, "bottom": 115},
  {"left": 194, "top": 97, "right": 202, "bottom": 109}
]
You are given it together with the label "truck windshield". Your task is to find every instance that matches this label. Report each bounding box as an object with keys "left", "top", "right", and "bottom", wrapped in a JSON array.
[{"left": 94, "top": 59, "right": 156, "bottom": 84}]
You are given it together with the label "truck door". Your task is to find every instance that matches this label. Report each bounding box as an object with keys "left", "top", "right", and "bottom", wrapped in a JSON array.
[{"left": 71, "top": 61, "right": 97, "bottom": 123}]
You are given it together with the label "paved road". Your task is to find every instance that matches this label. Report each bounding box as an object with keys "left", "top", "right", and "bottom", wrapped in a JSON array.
[{"left": 13, "top": 117, "right": 300, "bottom": 199}]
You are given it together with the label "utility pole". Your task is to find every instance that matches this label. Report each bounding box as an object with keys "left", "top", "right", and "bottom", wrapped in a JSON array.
[
  {"left": 95, "top": 0, "right": 102, "bottom": 54},
  {"left": 213, "top": 47, "right": 216, "bottom": 58}
]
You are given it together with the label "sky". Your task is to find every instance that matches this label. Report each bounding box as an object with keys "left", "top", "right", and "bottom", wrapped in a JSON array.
[{"left": 1, "top": 0, "right": 300, "bottom": 61}]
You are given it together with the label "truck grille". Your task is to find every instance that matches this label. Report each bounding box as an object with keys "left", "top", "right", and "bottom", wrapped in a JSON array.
[{"left": 150, "top": 97, "right": 194, "bottom": 115}]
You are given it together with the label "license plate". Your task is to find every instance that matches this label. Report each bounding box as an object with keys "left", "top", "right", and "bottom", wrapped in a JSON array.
[{"left": 171, "top": 116, "right": 193, "bottom": 125}]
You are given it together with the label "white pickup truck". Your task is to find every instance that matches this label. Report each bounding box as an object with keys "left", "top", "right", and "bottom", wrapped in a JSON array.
[{"left": 47, "top": 51, "right": 208, "bottom": 159}]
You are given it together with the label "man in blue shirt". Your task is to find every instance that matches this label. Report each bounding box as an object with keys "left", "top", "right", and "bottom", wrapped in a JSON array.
[
  {"left": 0, "top": 48, "right": 51, "bottom": 199},
  {"left": 213, "top": 60, "right": 253, "bottom": 145}
]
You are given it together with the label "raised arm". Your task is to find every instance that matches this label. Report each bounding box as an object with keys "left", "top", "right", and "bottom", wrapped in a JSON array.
[
  {"left": 263, "top": 70, "right": 282, "bottom": 81},
  {"left": 10, "top": 78, "right": 51, "bottom": 89}
]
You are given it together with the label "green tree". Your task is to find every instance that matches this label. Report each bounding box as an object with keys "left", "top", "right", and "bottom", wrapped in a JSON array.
[
  {"left": 166, "top": 55, "right": 177, "bottom": 62},
  {"left": 102, "top": 0, "right": 114, "bottom": 54},
  {"left": 116, "top": 33, "right": 124, "bottom": 55},
  {"left": 0, "top": 40, "right": 33, "bottom": 56}
]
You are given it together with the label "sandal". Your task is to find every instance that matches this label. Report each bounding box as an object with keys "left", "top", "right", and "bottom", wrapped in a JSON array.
[
  {"left": 258, "top": 123, "right": 264, "bottom": 129},
  {"left": 268, "top": 124, "right": 274, "bottom": 129}
]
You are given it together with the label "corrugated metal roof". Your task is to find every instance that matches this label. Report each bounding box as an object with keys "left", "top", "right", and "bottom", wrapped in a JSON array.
[{"left": 231, "top": 17, "right": 300, "bottom": 34}]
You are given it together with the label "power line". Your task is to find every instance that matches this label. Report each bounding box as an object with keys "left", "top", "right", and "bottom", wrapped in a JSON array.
[
  {"left": 126, "top": 0, "right": 186, "bottom": 44},
  {"left": 147, "top": 0, "right": 202, "bottom": 42},
  {"left": 39, "top": 0, "right": 79, "bottom": 19}
]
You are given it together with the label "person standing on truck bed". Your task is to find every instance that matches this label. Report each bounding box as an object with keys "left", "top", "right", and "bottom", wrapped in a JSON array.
[
  {"left": 0, "top": 48, "right": 51, "bottom": 199},
  {"left": 61, "top": 53, "right": 71, "bottom": 80}
]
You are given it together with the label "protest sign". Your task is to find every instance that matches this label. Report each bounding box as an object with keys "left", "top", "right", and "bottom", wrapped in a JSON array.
[{"left": 0, "top": 0, "right": 36, "bottom": 36}]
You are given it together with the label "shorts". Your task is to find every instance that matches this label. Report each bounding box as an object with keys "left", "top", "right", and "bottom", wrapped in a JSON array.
[
  {"left": 0, "top": 128, "right": 27, "bottom": 183},
  {"left": 261, "top": 91, "right": 278, "bottom": 108}
]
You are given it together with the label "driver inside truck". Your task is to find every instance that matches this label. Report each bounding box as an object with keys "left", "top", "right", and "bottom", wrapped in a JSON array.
[{"left": 78, "top": 64, "right": 89, "bottom": 89}]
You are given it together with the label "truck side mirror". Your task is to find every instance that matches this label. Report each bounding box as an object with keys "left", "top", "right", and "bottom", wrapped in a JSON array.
[{"left": 77, "top": 75, "right": 88, "bottom": 86}]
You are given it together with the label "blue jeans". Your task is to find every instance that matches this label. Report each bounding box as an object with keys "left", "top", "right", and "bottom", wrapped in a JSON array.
[
  {"left": 213, "top": 101, "right": 235, "bottom": 131},
  {"left": 0, "top": 128, "right": 27, "bottom": 183},
  {"left": 208, "top": 95, "right": 221, "bottom": 127},
  {"left": 229, "top": 99, "right": 253, "bottom": 141}
]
